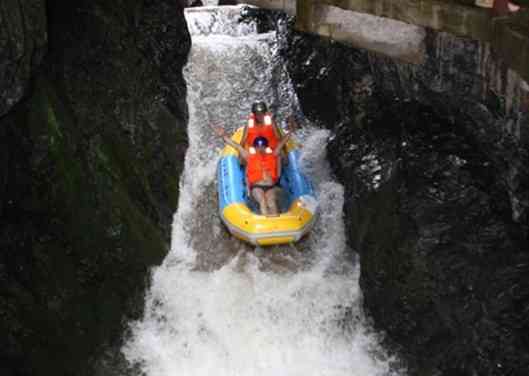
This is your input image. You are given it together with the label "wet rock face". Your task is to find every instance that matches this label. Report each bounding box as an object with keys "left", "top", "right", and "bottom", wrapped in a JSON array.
[
  {"left": 0, "top": 1, "right": 189, "bottom": 375},
  {"left": 52, "top": 0, "right": 190, "bottom": 234},
  {"left": 278, "top": 13, "right": 529, "bottom": 376},
  {"left": 0, "top": 0, "right": 47, "bottom": 116},
  {"left": 330, "top": 99, "right": 529, "bottom": 376}
]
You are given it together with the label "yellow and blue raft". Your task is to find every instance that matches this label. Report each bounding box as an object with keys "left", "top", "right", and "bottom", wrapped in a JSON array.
[{"left": 217, "top": 127, "right": 318, "bottom": 246}]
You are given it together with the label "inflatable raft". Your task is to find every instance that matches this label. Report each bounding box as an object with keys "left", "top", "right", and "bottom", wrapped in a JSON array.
[{"left": 217, "top": 127, "right": 318, "bottom": 246}]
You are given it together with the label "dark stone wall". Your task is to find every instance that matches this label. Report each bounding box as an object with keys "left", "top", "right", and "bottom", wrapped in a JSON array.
[
  {"left": 0, "top": 0, "right": 48, "bottom": 117},
  {"left": 0, "top": 1, "right": 190, "bottom": 375},
  {"left": 278, "top": 12, "right": 529, "bottom": 376}
]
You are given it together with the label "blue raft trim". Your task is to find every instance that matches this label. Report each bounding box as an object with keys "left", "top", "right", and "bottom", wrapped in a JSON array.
[{"left": 218, "top": 155, "right": 245, "bottom": 211}]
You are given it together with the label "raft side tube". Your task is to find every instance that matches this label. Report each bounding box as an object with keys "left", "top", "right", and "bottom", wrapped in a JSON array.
[
  {"left": 283, "top": 150, "right": 314, "bottom": 199},
  {"left": 218, "top": 155, "right": 245, "bottom": 211}
]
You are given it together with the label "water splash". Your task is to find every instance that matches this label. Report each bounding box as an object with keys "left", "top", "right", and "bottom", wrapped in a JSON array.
[
  {"left": 122, "top": 6, "right": 402, "bottom": 376},
  {"left": 185, "top": 5, "right": 258, "bottom": 37}
]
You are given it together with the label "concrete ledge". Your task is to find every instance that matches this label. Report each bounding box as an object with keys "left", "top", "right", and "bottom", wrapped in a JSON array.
[
  {"left": 310, "top": 5, "right": 427, "bottom": 64},
  {"left": 232, "top": 0, "right": 529, "bottom": 82},
  {"left": 297, "top": 0, "right": 529, "bottom": 82},
  {"left": 314, "top": 0, "right": 493, "bottom": 41}
]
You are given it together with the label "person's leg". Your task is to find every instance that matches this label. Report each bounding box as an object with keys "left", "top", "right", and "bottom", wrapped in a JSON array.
[
  {"left": 493, "top": 0, "right": 520, "bottom": 15},
  {"left": 264, "top": 187, "right": 279, "bottom": 215},
  {"left": 251, "top": 187, "right": 268, "bottom": 215}
]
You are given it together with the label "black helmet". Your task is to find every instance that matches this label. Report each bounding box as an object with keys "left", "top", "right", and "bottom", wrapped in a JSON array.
[
  {"left": 253, "top": 136, "right": 268, "bottom": 148},
  {"left": 251, "top": 101, "right": 268, "bottom": 114}
]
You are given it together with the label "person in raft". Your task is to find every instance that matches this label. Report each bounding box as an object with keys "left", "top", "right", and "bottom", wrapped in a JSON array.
[
  {"left": 214, "top": 129, "right": 292, "bottom": 216},
  {"left": 240, "top": 101, "right": 297, "bottom": 151}
]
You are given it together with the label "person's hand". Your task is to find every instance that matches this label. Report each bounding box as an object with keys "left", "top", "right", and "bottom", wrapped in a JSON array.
[
  {"left": 286, "top": 115, "right": 300, "bottom": 133},
  {"left": 211, "top": 125, "right": 227, "bottom": 138}
]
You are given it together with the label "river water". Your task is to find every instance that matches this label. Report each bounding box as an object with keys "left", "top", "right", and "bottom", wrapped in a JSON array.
[{"left": 121, "top": 5, "right": 402, "bottom": 376}]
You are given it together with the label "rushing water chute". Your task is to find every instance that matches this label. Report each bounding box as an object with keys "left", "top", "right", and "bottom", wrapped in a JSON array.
[{"left": 122, "top": 5, "right": 403, "bottom": 376}]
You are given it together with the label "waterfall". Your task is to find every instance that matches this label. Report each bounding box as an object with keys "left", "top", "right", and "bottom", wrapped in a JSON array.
[{"left": 122, "top": 5, "right": 402, "bottom": 376}]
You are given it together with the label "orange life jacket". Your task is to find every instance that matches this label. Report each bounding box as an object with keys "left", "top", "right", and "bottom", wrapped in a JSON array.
[
  {"left": 246, "top": 147, "right": 279, "bottom": 187},
  {"left": 245, "top": 113, "right": 279, "bottom": 150}
]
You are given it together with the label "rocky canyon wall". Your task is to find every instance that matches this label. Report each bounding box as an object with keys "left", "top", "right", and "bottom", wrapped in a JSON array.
[{"left": 0, "top": 1, "right": 190, "bottom": 375}]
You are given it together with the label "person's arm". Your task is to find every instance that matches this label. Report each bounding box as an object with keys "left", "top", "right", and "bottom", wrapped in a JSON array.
[
  {"left": 223, "top": 135, "right": 249, "bottom": 160},
  {"left": 273, "top": 115, "right": 297, "bottom": 136},
  {"left": 211, "top": 125, "right": 249, "bottom": 160},
  {"left": 273, "top": 132, "right": 292, "bottom": 156},
  {"left": 276, "top": 153, "right": 282, "bottom": 178},
  {"left": 272, "top": 119, "right": 282, "bottom": 140},
  {"left": 240, "top": 125, "right": 248, "bottom": 148}
]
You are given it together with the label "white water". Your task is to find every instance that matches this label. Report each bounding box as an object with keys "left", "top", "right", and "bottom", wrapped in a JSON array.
[{"left": 122, "top": 6, "right": 401, "bottom": 376}]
